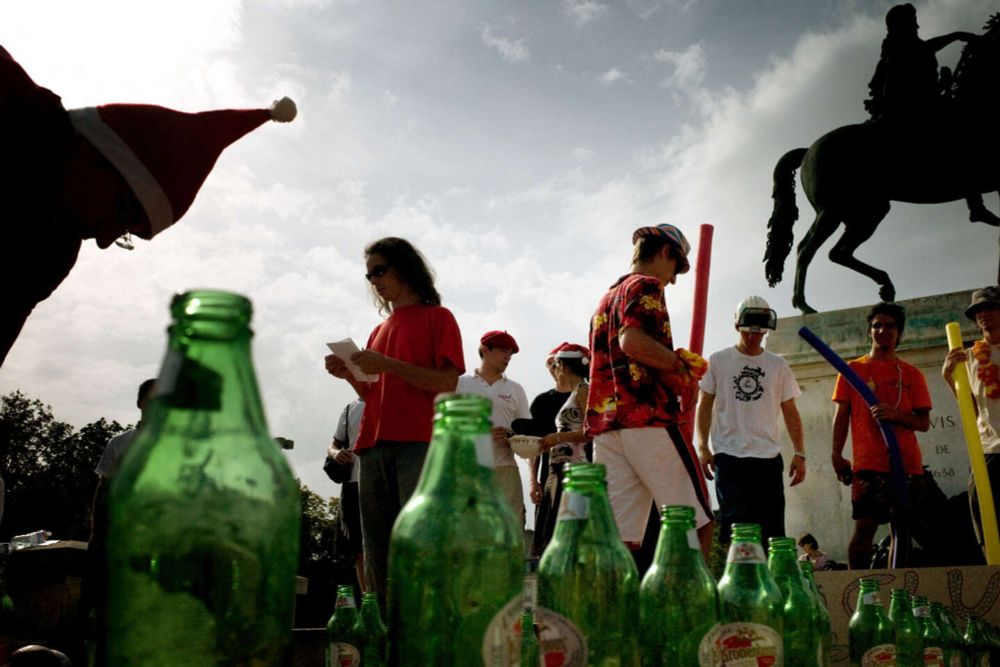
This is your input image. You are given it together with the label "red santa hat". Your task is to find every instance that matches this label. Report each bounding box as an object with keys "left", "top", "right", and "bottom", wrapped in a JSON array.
[
  {"left": 554, "top": 343, "right": 590, "bottom": 364},
  {"left": 67, "top": 96, "right": 297, "bottom": 239}
]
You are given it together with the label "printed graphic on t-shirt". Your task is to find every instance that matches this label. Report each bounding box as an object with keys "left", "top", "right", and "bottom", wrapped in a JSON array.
[{"left": 732, "top": 366, "right": 766, "bottom": 402}]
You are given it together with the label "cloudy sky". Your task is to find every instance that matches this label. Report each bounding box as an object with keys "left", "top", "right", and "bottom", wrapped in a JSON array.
[{"left": 1, "top": 0, "right": 997, "bottom": 505}]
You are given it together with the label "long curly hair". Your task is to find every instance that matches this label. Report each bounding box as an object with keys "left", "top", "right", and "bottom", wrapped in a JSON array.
[{"left": 364, "top": 237, "right": 441, "bottom": 315}]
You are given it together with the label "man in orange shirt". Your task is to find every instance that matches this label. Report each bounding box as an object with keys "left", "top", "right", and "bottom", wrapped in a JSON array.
[{"left": 831, "top": 302, "right": 931, "bottom": 568}]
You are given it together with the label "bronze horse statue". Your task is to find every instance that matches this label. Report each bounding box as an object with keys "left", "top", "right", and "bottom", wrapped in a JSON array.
[{"left": 764, "top": 13, "right": 1000, "bottom": 313}]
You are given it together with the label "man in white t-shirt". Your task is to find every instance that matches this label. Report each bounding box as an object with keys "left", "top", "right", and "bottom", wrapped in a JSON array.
[
  {"left": 696, "top": 296, "right": 806, "bottom": 546},
  {"left": 457, "top": 330, "right": 531, "bottom": 525}
]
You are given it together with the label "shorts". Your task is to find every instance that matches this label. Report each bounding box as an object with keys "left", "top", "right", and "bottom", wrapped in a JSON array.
[
  {"left": 851, "top": 469, "right": 929, "bottom": 524},
  {"left": 593, "top": 425, "right": 712, "bottom": 543}
]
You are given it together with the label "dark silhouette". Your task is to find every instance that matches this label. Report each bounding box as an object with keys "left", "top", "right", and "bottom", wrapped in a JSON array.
[
  {"left": 0, "top": 46, "right": 295, "bottom": 367},
  {"left": 764, "top": 10, "right": 1000, "bottom": 313}
]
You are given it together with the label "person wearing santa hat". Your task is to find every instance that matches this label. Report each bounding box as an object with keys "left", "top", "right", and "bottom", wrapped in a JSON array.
[
  {"left": 457, "top": 330, "right": 532, "bottom": 528},
  {"left": 0, "top": 45, "right": 297, "bottom": 366},
  {"left": 531, "top": 343, "right": 592, "bottom": 557}
]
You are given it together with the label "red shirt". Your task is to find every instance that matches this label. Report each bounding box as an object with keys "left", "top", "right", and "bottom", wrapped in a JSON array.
[
  {"left": 355, "top": 304, "right": 465, "bottom": 453},
  {"left": 832, "top": 356, "right": 931, "bottom": 475},
  {"left": 585, "top": 274, "right": 683, "bottom": 436}
]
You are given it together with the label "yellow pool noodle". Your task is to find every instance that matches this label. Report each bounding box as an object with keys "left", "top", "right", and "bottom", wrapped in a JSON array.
[{"left": 946, "top": 321, "right": 1000, "bottom": 565}]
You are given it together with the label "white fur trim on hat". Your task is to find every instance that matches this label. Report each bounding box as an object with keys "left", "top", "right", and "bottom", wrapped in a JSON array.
[{"left": 68, "top": 107, "right": 174, "bottom": 236}]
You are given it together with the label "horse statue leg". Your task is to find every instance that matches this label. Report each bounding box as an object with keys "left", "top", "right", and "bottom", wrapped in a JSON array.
[
  {"left": 827, "top": 206, "right": 896, "bottom": 303},
  {"left": 792, "top": 208, "right": 841, "bottom": 314}
]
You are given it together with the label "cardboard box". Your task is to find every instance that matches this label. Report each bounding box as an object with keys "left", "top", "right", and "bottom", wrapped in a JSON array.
[{"left": 815, "top": 565, "right": 1000, "bottom": 663}]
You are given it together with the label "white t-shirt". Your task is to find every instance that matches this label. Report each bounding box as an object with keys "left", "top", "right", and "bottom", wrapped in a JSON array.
[
  {"left": 334, "top": 399, "right": 365, "bottom": 483},
  {"left": 95, "top": 427, "right": 139, "bottom": 479},
  {"left": 699, "top": 346, "right": 801, "bottom": 458},
  {"left": 968, "top": 345, "right": 1000, "bottom": 454},
  {"left": 456, "top": 372, "right": 531, "bottom": 467}
]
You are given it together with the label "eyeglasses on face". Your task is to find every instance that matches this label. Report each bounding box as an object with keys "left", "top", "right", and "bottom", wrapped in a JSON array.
[{"left": 365, "top": 265, "right": 390, "bottom": 282}]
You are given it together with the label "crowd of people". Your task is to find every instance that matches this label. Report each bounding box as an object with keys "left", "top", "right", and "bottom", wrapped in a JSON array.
[{"left": 307, "top": 223, "right": 1000, "bottom": 601}]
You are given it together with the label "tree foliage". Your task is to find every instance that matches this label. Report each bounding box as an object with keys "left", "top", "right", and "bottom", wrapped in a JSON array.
[{"left": 0, "top": 391, "right": 125, "bottom": 540}]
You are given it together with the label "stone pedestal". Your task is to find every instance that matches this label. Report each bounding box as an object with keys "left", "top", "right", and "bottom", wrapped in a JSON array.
[{"left": 767, "top": 289, "right": 980, "bottom": 563}]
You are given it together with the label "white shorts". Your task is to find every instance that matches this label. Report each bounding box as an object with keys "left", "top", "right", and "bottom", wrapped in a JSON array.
[
  {"left": 495, "top": 465, "right": 525, "bottom": 525},
  {"left": 594, "top": 425, "right": 712, "bottom": 543}
]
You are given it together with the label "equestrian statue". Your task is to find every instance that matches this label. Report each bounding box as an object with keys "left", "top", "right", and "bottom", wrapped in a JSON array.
[{"left": 764, "top": 5, "right": 999, "bottom": 313}]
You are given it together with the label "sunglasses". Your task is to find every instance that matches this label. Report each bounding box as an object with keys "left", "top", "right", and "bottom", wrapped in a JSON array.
[{"left": 365, "top": 264, "right": 390, "bottom": 282}]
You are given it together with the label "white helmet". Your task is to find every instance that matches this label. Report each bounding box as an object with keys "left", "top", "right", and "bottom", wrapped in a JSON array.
[{"left": 735, "top": 296, "right": 777, "bottom": 333}]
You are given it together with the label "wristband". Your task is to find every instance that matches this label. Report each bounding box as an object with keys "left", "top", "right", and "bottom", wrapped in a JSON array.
[{"left": 793, "top": 452, "right": 806, "bottom": 460}]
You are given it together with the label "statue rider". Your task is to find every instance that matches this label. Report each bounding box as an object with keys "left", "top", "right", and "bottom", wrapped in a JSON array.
[{"left": 865, "top": 3, "right": 997, "bottom": 226}]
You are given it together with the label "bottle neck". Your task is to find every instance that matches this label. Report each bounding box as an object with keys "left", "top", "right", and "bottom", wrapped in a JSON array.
[
  {"left": 767, "top": 547, "right": 802, "bottom": 580},
  {"left": 550, "top": 477, "right": 620, "bottom": 543},
  {"left": 415, "top": 409, "right": 494, "bottom": 495},
  {"left": 652, "top": 519, "right": 699, "bottom": 566},
  {"left": 723, "top": 536, "right": 768, "bottom": 576},
  {"left": 855, "top": 584, "right": 883, "bottom": 614},
  {"left": 149, "top": 324, "right": 268, "bottom": 437}
]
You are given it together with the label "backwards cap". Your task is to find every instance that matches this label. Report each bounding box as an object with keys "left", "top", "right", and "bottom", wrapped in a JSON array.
[
  {"left": 631, "top": 223, "right": 691, "bottom": 274},
  {"left": 68, "top": 97, "right": 297, "bottom": 239}
]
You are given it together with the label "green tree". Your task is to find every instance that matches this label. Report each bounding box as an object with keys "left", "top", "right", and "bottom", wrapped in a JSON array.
[{"left": 1, "top": 391, "right": 126, "bottom": 540}]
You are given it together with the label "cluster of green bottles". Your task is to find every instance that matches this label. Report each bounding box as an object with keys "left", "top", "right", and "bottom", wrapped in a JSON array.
[
  {"left": 326, "top": 586, "right": 388, "bottom": 666},
  {"left": 850, "top": 577, "right": 1000, "bottom": 666}
]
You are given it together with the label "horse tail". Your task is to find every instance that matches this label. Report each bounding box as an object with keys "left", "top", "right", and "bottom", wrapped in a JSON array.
[{"left": 764, "top": 147, "right": 807, "bottom": 287}]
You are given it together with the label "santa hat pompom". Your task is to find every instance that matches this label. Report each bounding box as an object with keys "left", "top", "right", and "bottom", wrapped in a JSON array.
[{"left": 270, "top": 96, "right": 297, "bottom": 123}]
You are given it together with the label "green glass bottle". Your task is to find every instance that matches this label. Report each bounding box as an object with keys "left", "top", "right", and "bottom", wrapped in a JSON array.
[
  {"left": 103, "top": 290, "right": 301, "bottom": 666},
  {"left": 387, "top": 394, "right": 524, "bottom": 667},
  {"left": 964, "top": 614, "right": 990, "bottom": 667},
  {"left": 912, "top": 596, "right": 945, "bottom": 667},
  {"left": 800, "top": 560, "right": 832, "bottom": 666},
  {"left": 889, "top": 589, "right": 922, "bottom": 667},
  {"left": 930, "top": 602, "right": 962, "bottom": 667},
  {"left": 639, "top": 504, "right": 718, "bottom": 666},
  {"left": 936, "top": 604, "right": 969, "bottom": 667},
  {"left": 327, "top": 585, "right": 362, "bottom": 667},
  {"left": 767, "top": 536, "right": 820, "bottom": 665},
  {"left": 519, "top": 607, "right": 540, "bottom": 667},
  {"left": 848, "top": 578, "right": 895, "bottom": 667},
  {"left": 700, "top": 523, "right": 783, "bottom": 666},
  {"left": 538, "top": 462, "right": 640, "bottom": 667},
  {"left": 358, "top": 591, "right": 388, "bottom": 667}
]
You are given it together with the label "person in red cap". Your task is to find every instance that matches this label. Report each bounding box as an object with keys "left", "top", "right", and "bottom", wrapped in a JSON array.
[
  {"left": 457, "top": 330, "right": 531, "bottom": 527},
  {"left": 324, "top": 237, "right": 464, "bottom": 602},
  {"left": 0, "top": 45, "right": 296, "bottom": 367},
  {"left": 585, "top": 223, "right": 715, "bottom": 557}
]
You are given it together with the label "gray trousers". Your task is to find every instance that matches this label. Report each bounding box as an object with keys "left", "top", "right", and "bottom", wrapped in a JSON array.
[{"left": 358, "top": 440, "right": 429, "bottom": 603}]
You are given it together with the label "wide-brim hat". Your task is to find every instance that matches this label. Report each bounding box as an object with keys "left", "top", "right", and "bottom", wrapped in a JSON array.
[
  {"left": 631, "top": 223, "right": 691, "bottom": 274},
  {"left": 965, "top": 286, "right": 1000, "bottom": 320}
]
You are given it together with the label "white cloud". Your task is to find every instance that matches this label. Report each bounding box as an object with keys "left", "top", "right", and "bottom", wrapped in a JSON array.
[
  {"left": 654, "top": 42, "right": 711, "bottom": 107},
  {"left": 598, "top": 67, "right": 625, "bottom": 86},
  {"left": 480, "top": 24, "right": 530, "bottom": 63},
  {"left": 563, "top": 0, "right": 609, "bottom": 28}
]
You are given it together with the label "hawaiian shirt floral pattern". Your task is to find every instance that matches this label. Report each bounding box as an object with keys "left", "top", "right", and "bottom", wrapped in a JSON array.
[{"left": 585, "top": 273, "right": 683, "bottom": 436}]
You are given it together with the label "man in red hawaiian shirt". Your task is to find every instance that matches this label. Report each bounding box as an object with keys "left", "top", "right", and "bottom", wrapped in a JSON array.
[{"left": 585, "top": 223, "right": 714, "bottom": 556}]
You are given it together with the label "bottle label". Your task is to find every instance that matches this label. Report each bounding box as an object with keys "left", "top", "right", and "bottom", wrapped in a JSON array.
[
  {"left": 475, "top": 434, "right": 495, "bottom": 468},
  {"left": 923, "top": 647, "right": 945, "bottom": 666},
  {"left": 913, "top": 605, "right": 931, "bottom": 618},
  {"left": 335, "top": 595, "right": 356, "bottom": 609},
  {"left": 725, "top": 541, "right": 766, "bottom": 564},
  {"left": 697, "top": 621, "right": 782, "bottom": 666},
  {"left": 481, "top": 597, "right": 588, "bottom": 666},
  {"left": 950, "top": 653, "right": 965, "bottom": 667},
  {"left": 688, "top": 528, "right": 700, "bottom": 551},
  {"left": 861, "top": 644, "right": 896, "bottom": 666},
  {"left": 557, "top": 491, "right": 590, "bottom": 521},
  {"left": 861, "top": 591, "right": 881, "bottom": 606},
  {"left": 329, "top": 642, "right": 360, "bottom": 667}
]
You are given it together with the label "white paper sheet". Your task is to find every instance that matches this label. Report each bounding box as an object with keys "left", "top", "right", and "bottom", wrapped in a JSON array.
[{"left": 326, "top": 339, "right": 379, "bottom": 383}]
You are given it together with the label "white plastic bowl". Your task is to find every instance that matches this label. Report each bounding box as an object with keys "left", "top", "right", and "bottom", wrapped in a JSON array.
[{"left": 510, "top": 435, "right": 541, "bottom": 459}]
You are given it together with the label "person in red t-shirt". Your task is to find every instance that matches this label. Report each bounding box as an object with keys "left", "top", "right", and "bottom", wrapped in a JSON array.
[
  {"left": 585, "top": 223, "right": 714, "bottom": 558},
  {"left": 831, "top": 302, "right": 931, "bottom": 569},
  {"left": 324, "top": 237, "right": 464, "bottom": 601}
]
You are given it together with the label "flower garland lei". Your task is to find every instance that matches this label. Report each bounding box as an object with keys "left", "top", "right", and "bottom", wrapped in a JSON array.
[{"left": 972, "top": 340, "right": 1000, "bottom": 400}]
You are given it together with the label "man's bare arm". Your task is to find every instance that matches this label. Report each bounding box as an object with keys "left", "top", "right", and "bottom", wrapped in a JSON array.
[{"left": 353, "top": 350, "right": 460, "bottom": 394}]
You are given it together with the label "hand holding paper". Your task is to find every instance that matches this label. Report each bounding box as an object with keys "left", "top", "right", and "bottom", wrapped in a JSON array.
[{"left": 326, "top": 339, "right": 379, "bottom": 383}]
